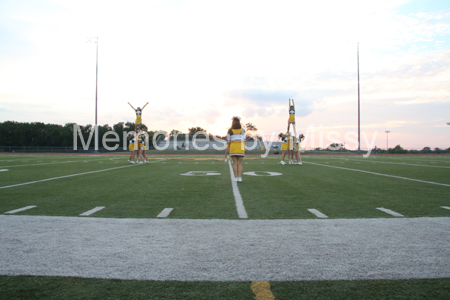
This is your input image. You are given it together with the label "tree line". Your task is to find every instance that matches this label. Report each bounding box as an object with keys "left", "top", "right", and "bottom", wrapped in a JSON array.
[
  {"left": 0, "top": 121, "right": 261, "bottom": 148},
  {"left": 0, "top": 121, "right": 149, "bottom": 148}
]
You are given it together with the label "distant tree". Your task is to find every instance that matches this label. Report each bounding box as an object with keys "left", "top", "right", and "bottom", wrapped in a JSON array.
[
  {"left": 388, "top": 145, "right": 407, "bottom": 154},
  {"left": 328, "top": 143, "right": 344, "bottom": 151},
  {"left": 0, "top": 121, "right": 15, "bottom": 146},
  {"left": 169, "top": 129, "right": 185, "bottom": 140},
  {"left": 153, "top": 131, "right": 168, "bottom": 140},
  {"left": 244, "top": 123, "right": 257, "bottom": 140},
  {"left": 421, "top": 147, "right": 431, "bottom": 153},
  {"left": 245, "top": 123, "right": 257, "bottom": 132},
  {"left": 188, "top": 127, "right": 207, "bottom": 135},
  {"left": 123, "top": 122, "right": 135, "bottom": 133},
  {"left": 62, "top": 123, "right": 77, "bottom": 147},
  {"left": 140, "top": 124, "right": 148, "bottom": 132},
  {"left": 170, "top": 129, "right": 181, "bottom": 136}
]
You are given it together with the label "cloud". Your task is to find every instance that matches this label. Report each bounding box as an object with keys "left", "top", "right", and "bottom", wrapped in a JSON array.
[{"left": 223, "top": 88, "right": 318, "bottom": 117}]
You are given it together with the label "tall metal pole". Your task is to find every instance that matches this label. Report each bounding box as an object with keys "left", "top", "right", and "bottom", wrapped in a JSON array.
[
  {"left": 357, "top": 39, "right": 361, "bottom": 153},
  {"left": 95, "top": 37, "right": 98, "bottom": 127},
  {"left": 87, "top": 37, "right": 99, "bottom": 151},
  {"left": 94, "top": 37, "right": 99, "bottom": 151}
]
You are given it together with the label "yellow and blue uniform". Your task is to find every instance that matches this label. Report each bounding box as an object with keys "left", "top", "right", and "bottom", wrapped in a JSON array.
[
  {"left": 138, "top": 134, "right": 146, "bottom": 150},
  {"left": 296, "top": 136, "right": 305, "bottom": 151},
  {"left": 128, "top": 134, "right": 137, "bottom": 151},
  {"left": 128, "top": 102, "right": 148, "bottom": 125},
  {"left": 135, "top": 110, "right": 142, "bottom": 125},
  {"left": 227, "top": 128, "right": 246, "bottom": 156},
  {"left": 288, "top": 99, "right": 295, "bottom": 122},
  {"left": 280, "top": 134, "right": 291, "bottom": 150},
  {"left": 293, "top": 137, "right": 298, "bottom": 151}
]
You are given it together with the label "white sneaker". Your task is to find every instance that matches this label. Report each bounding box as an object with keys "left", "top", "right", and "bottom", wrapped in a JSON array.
[
  {"left": 138, "top": 161, "right": 143, "bottom": 165},
  {"left": 297, "top": 162, "right": 302, "bottom": 165},
  {"left": 237, "top": 177, "right": 243, "bottom": 182},
  {"left": 289, "top": 160, "right": 293, "bottom": 164},
  {"left": 129, "top": 160, "right": 135, "bottom": 164},
  {"left": 235, "top": 178, "right": 239, "bottom": 182},
  {"left": 280, "top": 161, "right": 287, "bottom": 165},
  {"left": 144, "top": 160, "right": 149, "bottom": 164}
]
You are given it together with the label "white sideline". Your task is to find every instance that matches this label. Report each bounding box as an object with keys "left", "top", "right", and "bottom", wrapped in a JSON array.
[
  {"left": 80, "top": 207, "right": 105, "bottom": 216},
  {"left": 307, "top": 209, "right": 328, "bottom": 218},
  {"left": 5, "top": 205, "right": 37, "bottom": 214},
  {"left": 0, "top": 160, "right": 165, "bottom": 190},
  {"left": 376, "top": 207, "right": 404, "bottom": 217},
  {"left": 2, "top": 215, "right": 450, "bottom": 281},
  {"left": 228, "top": 161, "right": 248, "bottom": 218},
  {"left": 305, "top": 162, "right": 450, "bottom": 187},
  {"left": 0, "top": 157, "right": 111, "bottom": 169},
  {"left": 157, "top": 208, "right": 174, "bottom": 218}
]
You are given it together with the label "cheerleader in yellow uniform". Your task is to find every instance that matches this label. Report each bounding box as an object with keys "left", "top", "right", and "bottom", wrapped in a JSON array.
[
  {"left": 128, "top": 102, "right": 149, "bottom": 132},
  {"left": 294, "top": 134, "right": 305, "bottom": 165},
  {"left": 224, "top": 116, "right": 246, "bottom": 182},
  {"left": 127, "top": 132, "right": 137, "bottom": 164},
  {"left": 286, "top": 99, "right": 297, "bottom": 146},
  {"left": 279, "top": 132, "right": 292, "bottom": 165},
  {"left": 137, "top": 131, "right": 149, "bottom": 164}
]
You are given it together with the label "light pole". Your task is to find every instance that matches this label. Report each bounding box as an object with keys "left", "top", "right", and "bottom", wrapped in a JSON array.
[
  {"left": 357, "top": 39, "right": 361, "bottom": 153},
  {"left": 87, "top": 37, "right": 99, "bottom": 151},
  {"left": 385, "top": 131, "right": 390, "bottom": 150}
]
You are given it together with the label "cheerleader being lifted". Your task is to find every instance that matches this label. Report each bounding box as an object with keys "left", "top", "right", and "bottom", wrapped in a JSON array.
[
  {"left": 286, "top": 99, "right": 297, "bottom": 139},
  {"left": 128, "top": 102, "right": 149, "bottom": 132}
]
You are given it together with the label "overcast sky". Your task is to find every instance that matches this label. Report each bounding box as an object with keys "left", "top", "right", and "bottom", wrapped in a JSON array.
[{"left": 0, "top": 0, "right": 449, "bottom": 150}]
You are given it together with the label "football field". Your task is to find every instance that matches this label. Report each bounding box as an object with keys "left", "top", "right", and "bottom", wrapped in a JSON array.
[{"left": 1, "top": 153, "right": 450, "bottom": 299}]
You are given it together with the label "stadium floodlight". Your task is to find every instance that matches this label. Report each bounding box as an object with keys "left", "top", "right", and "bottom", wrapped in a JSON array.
[
  {"left": 356, "top": 39, "right": 361, "bottom": 153},
  {"left": 385, "top": 131, "right": 390, "bottom": 150},
  {"left": 87, "top": 37, "right": 99, "bottom": 151}
]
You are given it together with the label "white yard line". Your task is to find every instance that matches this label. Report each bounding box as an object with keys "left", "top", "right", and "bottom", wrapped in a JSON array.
[
  {"left": 376, "top": 207, "right": 404, "bottom": 217},
  {"left": 157, "top": 208, "right": 174, "bottom": 218},
  {"left": 0, "top": 160, "right": 165, "bottom": 190},
  {"left": 335, "top": 158, "right": 450, "bottom": 169},
  {"left": 4, "top": 205, "right": 37, "bottom": 214},
  {"left": 0, "top": 158, "right": 114, "bottom": 168},
  {"left": 307, "top": 209, "right": 328, "bottom": 218},
  {"left": 441, "top": 206, "right": 450, "bottom": 211},
  {"left": 80, "top": 207, "right": 105, "bottom": 216},
  {"left": 228, "top": 161, "right": 248, "bottom": 219},
  {"left": 305, "top": 162, "right": 450, "bottom": 187}
]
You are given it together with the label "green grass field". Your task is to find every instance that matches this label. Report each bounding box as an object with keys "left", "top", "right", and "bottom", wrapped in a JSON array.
[{"left": 1, "top": 153, "right": 450, "bottom": 299}]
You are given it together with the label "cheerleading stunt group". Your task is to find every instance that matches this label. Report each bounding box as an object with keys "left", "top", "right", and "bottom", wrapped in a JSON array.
[{"left": 126, "top": 99, "right": 304, "bottom": 181}]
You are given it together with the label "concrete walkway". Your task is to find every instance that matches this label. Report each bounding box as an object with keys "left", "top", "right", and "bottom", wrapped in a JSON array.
[{"left": 1, "top": 215, "right": 449, "bottom": 281}]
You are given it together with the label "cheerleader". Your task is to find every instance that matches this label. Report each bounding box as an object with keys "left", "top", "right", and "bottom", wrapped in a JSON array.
[
  {"left": 225, "top": 116, "right": 246, "bottom": 182},
  {"left": 286, "top": 99, "right": 297, "bottom": 149},
  {"left": 127, "top": 132, "right": 137, "bottom": 164},
  {"left": 279, "top": 132, "right": 290, "bottom": 165},
  {"left": 128, "top": 102, "right": 149, "bottom": 132},
  {"left": 137, "top": 131, "right": 149, "bottom": 164},
  {"left": 295, "top": 134, "right": 305, "bottom": 165}
]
